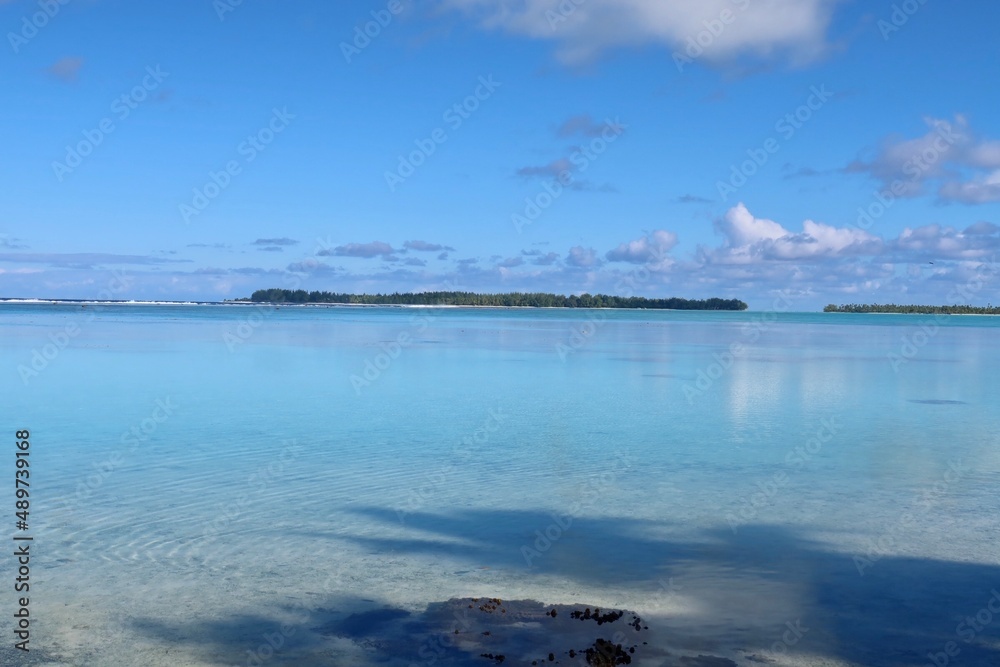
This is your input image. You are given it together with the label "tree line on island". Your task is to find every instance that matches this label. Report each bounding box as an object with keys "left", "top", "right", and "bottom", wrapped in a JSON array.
[
  {"left": 244, "top": 289, "right": 748, "bottom": 310},
  {"left": 824, "top": 303, "right": 1000, "bottom": 315}
]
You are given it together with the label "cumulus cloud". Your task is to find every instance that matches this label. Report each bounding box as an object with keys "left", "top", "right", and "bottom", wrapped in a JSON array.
[
  {"left": 515, "top": 115, "right": 626, "bottom": 192},
  {"left": 253, "top": 238, "right": 298, "bottom": 246},
  {"left": 496, "top": 256, "right": 524, "bottom": 268},
  {"left": 964, "top": 221, "right": 999, "bottom": 236},
  {"left": 287, "top": 260, "right": 341, "bottom": 274},
  {"left": 321, "top": 241, "right": 396, "bottom": 259},
  {"left": 557, "top": 115, "right": 625, "bottom": 138},
  {"left": 404, "top": 240, "right": 455, "bottom": 252},
  {"left": 606, "top": 230, "right": 678, "bottom": 266},
  {"left": 705, "top": 203, "right": 881, "bottom": 264},
  {"left": 521, "top": 249, "right": 561, "bottom": 266},
  {"left": 231, "top": 267, "right": 286, "bottom": 276},
  {"left": 439, "top": 0, "right": 840, "bottom": 66},
  {"left": 888, "top": 223, "right": 1000, "bottom": 261},
  {"left": 670, "top": 204, "right": 1000, "bottom": 304},
  {"left": 531, "top": 252, "right": 560, "bottom": 266},
  {"left": 515, "top": 156, "right": 615, "bottom": 192},
  {"left": 566, "top": 246, "right": 601, "bottom": 268},
  {"left": 939, "top": 172, "right": 1000, "bottom": 205},
  {"left": 846, "top": 115, "right": 1000, "bottom": 204}
]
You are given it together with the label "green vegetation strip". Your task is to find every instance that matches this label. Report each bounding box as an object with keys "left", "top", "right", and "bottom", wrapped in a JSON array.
[
  {"left": 824, "top": 304, "right": 1000, "bottom": 314},
  {"left": 245, "top": 289, "right": 748, "bottom": 310}
]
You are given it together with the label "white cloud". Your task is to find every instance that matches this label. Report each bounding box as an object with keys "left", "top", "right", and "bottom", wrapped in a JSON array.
[
  {"left": 890, "top": 223, "right": 1000, "bottom": 261},
  {"left": 846, "top": 115, "right": 1000, "bottom": 204},
  {"left": 717, "top": 204, "right": 788, "bottom": 247},
  {"left": 403, "top": 240, "right": 456, "bottom": 252},
  {"left": 707, "top": 203, "right": 881, "bottom": 264},
  {"left": 531, "top": 251, "right": 560, "bottom": 266},
  {"left": 253, "top": 237, "right": 298, "bottom": 246},
  {"left": 323, "top": 241, "right": 397, "bottom": 259},
  {"left": 939, "top": 170, "right": 1000, "bottom": 205},
  {"left": 439, "top": 0, "right": 840, "bottom": 66},
  {"left": 566, "top": 245, "right": 601, "bottom": 268},
  {"left": 966, "top": 141, "right": 1000, "bottom": 168},
  {"left": 606, "top": 230, "right": 677, "bottom": 266}
]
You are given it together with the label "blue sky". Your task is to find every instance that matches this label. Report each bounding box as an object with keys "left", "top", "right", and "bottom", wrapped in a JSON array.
[{"left": 2, "top": 0, "right": 1000, "bottom": 309}]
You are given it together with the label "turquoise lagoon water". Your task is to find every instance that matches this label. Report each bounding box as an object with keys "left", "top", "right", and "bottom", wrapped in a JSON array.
[{"left": 1, "top": 304, "right": 999, "bottom": 666}]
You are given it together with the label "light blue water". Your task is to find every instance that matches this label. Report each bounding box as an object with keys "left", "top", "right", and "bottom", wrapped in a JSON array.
[{"left": 2, "top": 304, "right": 999, "bottom": 666}]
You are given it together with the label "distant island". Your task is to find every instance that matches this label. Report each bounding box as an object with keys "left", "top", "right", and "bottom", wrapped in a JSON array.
[
  {"left": 824, "top": 303, "right": 1000, "bottom": 315},
  {"left": 243, "top": 289, "right": 748, "bottom": 310}
]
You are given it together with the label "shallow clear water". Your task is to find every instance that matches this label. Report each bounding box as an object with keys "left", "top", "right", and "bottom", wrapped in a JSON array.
[{"left": 2, "top": 304, "right": 999, "bottom": 666}]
